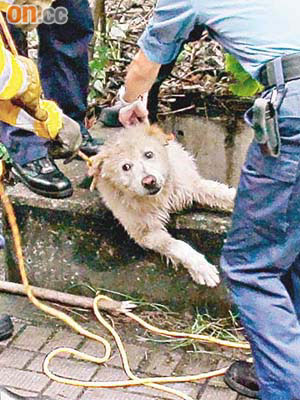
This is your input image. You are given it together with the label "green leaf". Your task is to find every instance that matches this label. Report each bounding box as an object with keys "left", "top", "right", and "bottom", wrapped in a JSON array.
[
  {"left": 225, "top": 53, "right": 264, "bottom": 96},
  {"left": 90, "top": 45, "right": 109, "bottom": 71},
  {"left": 229, "top": 77, "right": 263, "bottom": 96},
  {"left": 0, "top": 143, "right": 12, "bottom": 164},
  {"left": 89, "top": 59, "right": 104, "bottom": 72}
]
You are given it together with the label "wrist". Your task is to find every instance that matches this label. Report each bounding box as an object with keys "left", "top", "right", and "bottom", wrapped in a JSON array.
[
  {"left": 118, "top": 86, "right": 137, "bottom": 105},
  {"left": 118, "top": 85, "right": 148, "bottom": 106}
]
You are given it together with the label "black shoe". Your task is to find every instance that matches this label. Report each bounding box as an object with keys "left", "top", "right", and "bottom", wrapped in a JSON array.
[
  {"left": 79, "top": 130, "right": 104, "bottom": 157},
  {"left": 0, "top": 386, "right": 52, "bottom": 399},
  {"left": 224, "top": 361, "right": 260, "bottom": 398},
  {"left": 11, "top": 157, "right": 73, "bottom": 199},
  {"left": 0, "top": 314, "right": 13, "bottom": 341}
]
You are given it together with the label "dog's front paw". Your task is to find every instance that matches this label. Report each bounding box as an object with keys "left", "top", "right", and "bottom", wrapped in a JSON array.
[
  {"left": 186, "top": 256, "right": 220, "bottom": 287},
  {"left": 219, "top": 187, "right": 236, "bottom": 212}
]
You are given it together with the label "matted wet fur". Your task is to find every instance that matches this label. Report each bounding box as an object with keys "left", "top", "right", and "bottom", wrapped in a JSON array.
[{"left": 89, "top": 124, "right": 236, "bottom": 287}]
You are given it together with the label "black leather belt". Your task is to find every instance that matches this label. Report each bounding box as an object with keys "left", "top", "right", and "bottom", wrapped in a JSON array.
[{"left": 259, "top": 53, "right": 300, "bottom": 89}]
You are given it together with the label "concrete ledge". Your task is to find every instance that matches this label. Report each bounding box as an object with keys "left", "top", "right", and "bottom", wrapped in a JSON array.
[{"left": 3, "top": 180, "right": 232, "bottom": 316}]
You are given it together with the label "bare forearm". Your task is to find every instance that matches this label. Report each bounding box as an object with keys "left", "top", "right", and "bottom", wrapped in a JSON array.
[{"left": 124, "top": 50, "right": 161, "bottom": 102}]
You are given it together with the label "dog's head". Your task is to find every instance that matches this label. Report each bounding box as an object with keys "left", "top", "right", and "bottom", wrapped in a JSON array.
[{"left": 89, "top": 124, "right": 174, "bottom": 197}]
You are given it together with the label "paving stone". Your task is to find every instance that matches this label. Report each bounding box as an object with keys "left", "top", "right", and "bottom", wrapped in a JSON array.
[
  {"left": 0, "top": 347, "right": 35, "bottom": 369},
  {"left": 92, "top": 365, "right": 199, "bottom": 399},
  {"left": 144, "top": 350, "right": 182, "bottom": 376},
  {"left": 28, "top": 352, "right": 99, "bottom": 380},
  {"left": 28, "top": 354, "right": 53, "bottom": 373},
  {"left": 0, "top": 292, "right": 242, "bottom": 400},
  {"left": 208, "top": 359, "right": 231, "bottom": 388},
  {"left": 92, "top": 366, "right": 129, "bottom": 382},
  {"left": 46, "top": 356, "right": 99, "bottom": 381},
  {"left": 79, "top": 338, "right": 109, "bottom": 361},
  {"left": 200, "top": 386, "right": 238, "bottom": 400},
  {"left": 0, "top": 366, "right": 49, "bottom": 391},
  {"left": 3, "top": 388, "right": 40, "bottom": 397},
  {"left": 0, "top": 321, "right": 24, "bottom": 347},
  {"left": 127, "top": 381, "right": 200, "bottom": 400},
  {"left": 81, "top": 387, "right": 151, "bottom": 400},
  {"left": 13, "top": 325, "right": 53, "bottom": 351},
  {"left": 107, "top": 343, "right": 147, "bottom": 370},
  {"left": 40, "top": 329, "right": 85, "bottom": 358},
  {"left": 44, "top": 381, "right": 83, "bottom": 400},
  {"left": 176, "top": 350, "right": 219, "bottom": 376}
]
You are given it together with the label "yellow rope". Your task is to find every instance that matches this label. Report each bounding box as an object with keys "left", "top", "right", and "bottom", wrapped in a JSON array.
[{"left": 0, "top": 12, "right": 18, "bottom": 56}]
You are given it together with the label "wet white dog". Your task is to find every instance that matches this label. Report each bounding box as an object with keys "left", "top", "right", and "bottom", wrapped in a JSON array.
[{"left": 89, "top": 124, "right": 235, "bottom": 287}]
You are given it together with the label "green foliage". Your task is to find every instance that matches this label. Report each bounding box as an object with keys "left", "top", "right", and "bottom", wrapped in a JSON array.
[
  {"left": 90, "top": 45, "right": 110, "bottom": 73},
  {"left": 0, "top": 143, "right": 11, "bottom": 164},
  {"left": 88, "top": 20, "right": 128, "bottom": 103},
  {"left": 225, "top": 53, "right": 264, "bottom": 96},
  {"left": 88, "top": 42, "right": 110, "bottom": 101}
]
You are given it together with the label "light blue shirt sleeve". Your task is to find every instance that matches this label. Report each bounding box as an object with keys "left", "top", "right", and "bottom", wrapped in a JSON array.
[
  {"left": 138, "top": 0, "right": 300, "bottom": 78},
  {"left": 138, "top": 0, "right": 199, "bottom": 65}
]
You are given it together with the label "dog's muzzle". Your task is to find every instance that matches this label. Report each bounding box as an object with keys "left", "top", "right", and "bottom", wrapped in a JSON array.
[{"left": 142, "top": 175, "right": 161, "bottom": 195}]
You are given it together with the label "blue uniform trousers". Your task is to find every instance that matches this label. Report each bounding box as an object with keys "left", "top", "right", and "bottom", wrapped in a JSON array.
[
  {"left": 0, "top": 0, "right": 94, "bottom": 165},
  {"left": 221, "top": 79, "right": 300, "bottom": 399}
]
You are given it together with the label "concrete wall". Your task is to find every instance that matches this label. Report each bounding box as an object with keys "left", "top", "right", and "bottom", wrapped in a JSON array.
[{"left": 162, "top": 115, "right": 254, "bottom": 187}]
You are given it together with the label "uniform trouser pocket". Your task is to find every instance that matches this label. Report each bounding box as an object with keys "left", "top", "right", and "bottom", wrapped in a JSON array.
[{"left": 230, "top": 141, "right": 299, "bottom": 241}]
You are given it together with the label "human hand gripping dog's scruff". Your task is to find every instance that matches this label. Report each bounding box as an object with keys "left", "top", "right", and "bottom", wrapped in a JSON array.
[
  {"left": 118, "top": 86, "right": 149, "bottom": 128},
  {"left": 89, "top": 124, "right": 236, "bottom": 287},
  {"left": 118, "top": 50, "right": 160, "bottom": 127}
]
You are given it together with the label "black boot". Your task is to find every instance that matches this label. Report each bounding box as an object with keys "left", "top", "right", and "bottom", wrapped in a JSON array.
[
  {"left": 224, "top": 361, "right": 260, "bottom": 398},
  {"left": 11, "top": 157, "right": 73, "bottom": 199},
  {"left": 0, "top": 315, "right": 13, "bottom": 341},
  {"left": 0, "top": 387, "right": 52, "bottom": 399}
]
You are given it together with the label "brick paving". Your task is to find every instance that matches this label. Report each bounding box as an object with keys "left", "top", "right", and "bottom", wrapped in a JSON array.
[{"left": 0, "top": 293, "right": 251, "bottom": 400}]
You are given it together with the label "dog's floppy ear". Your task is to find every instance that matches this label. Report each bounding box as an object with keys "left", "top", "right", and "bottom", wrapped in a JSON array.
[
  {"left": 146, "top": 124, "right": 175, "bottom": 145},
  {"left": 88, "top": 151, "right": 107, "bottom": 191}
]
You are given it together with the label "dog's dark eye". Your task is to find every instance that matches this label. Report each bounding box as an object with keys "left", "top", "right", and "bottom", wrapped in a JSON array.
[
  {"left": 144, "top": 151, "right": 154, "bottom": 159},
  {"left": 122, "top": 163, "right": 132, "bottom": 171}
]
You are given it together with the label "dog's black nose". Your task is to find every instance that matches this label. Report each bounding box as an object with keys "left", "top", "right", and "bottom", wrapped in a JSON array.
[{"left": 142, "top": 175, "right": 157, "bottom": 190}]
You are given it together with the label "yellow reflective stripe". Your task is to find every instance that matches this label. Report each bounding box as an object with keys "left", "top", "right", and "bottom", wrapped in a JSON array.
[
  {"left": 0, "top": 53, "right": 24, "bottom": 99},
  {"left": 0, "top": 101, "right": 50, "bottom": 139},
  {"left": 16, "top": 108, "right": 50, "bottom": 139},
  {"left": 0, "top": 100, "right": 20, "bottom": 126},
  {"left": 0, "top": 100, "right": 62, "bottom": 140}
]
